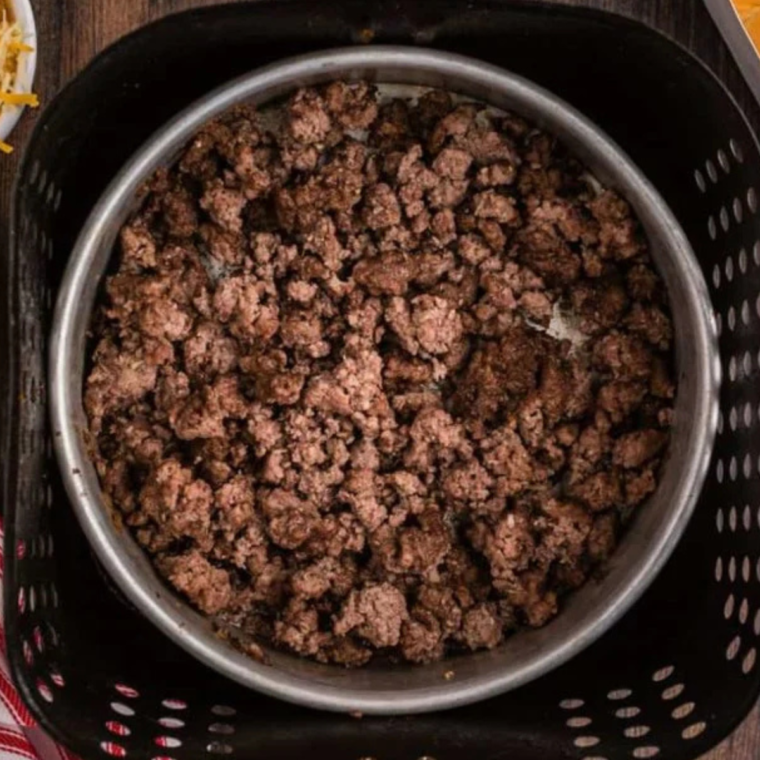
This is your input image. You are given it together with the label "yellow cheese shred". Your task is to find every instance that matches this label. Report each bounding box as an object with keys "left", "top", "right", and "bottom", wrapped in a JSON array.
[
  {"left": 0, "top": 92, "right": 38, "bottom": 106},
  {"left": 732, "top": 0, "right": 760, "bottom": 51},
  {"left": 0, "top": 140, "right": 13, "bottom": 154}
]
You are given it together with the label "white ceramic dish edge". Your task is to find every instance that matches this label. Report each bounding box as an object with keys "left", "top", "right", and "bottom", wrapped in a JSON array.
[{"left": 0, "top": 0, "right": 37, "bottom": 145}]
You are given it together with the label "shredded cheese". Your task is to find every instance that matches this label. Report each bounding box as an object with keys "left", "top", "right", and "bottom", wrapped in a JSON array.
[
  {"left": 0, "top": 92, "right": 38, "bottom": 106},
  {"left": 733, "top": 0, "right": 760, "bottom": 50},
  {"left": 0, "top": 8, "right": 38, "bottom": 154}
]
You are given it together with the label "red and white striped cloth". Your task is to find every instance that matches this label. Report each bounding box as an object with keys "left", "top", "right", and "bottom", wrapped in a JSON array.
[{"left": 0, "top": 520, "right": 79, "bottom": 760}]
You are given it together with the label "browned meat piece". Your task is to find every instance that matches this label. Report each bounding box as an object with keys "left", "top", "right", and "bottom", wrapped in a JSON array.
[
  {"left": 288, "top": 88, "right": 331, "bottom": 144},
  {"left": 454, "top": 325, "right": 542, "bottom": 421},
  {"left": 335, "top": 583, "right": 409, "bottom": 648},
  {"left": 613, "top": 430, "right": 668, "bottom": 469},
  {"left": 324, "top": 81, "right": 378, "bottom": 130},
  {"left": 461, "top": 603, "right": 503, "bottom": 651},
  {"left": 157, "top": 551, "right": 232, "bottom": 615},
  {"left": 588, "top": 190, "right": 644, "bottom": 261}
]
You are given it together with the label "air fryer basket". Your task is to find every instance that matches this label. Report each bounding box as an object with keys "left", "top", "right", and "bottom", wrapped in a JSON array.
[{"left": 3, "top": 0, "right": 758, "bottom": 757}]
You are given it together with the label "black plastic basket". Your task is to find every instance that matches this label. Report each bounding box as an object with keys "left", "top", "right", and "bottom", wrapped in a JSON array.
[{"left": 3, "top": 1, "right": 759, "bottom": 758}]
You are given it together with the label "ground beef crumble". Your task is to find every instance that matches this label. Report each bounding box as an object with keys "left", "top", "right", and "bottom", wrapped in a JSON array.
[{"left": 86, "top": 82, "right": 675, "bottom": 667}]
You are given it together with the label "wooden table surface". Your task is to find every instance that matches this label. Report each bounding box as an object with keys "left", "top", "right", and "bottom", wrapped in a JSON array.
[{"left": 1, "top": 0, "right": 758, "bottom": 757}]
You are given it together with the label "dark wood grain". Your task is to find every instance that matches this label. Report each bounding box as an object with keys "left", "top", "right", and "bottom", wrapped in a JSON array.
[{"left": 2, "top": 1, "right": 758, "bottom": 757}]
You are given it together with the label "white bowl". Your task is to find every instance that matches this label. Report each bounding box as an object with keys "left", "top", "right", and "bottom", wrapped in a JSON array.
[{"left": 0, "top": 0, "right": 37, "bottom": 146}]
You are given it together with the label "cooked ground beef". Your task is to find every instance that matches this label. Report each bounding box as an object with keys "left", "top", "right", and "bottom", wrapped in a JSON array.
[{"left": 86, "top": 82, "right": 675, "bottom": 667}]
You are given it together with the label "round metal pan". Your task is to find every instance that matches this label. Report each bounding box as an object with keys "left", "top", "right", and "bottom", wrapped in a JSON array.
[{"left": 49, "top": 46, "right": 719, "bottom": 715}]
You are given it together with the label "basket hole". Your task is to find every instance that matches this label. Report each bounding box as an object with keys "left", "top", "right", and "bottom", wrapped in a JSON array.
[
  {"left": 114, "top": 684, "right": 139, "bottom": 699},
  {"left": 754, "top": 608, "right": 760, "bottom": 635},
  {"left": 209, "top": 724, "right": 235, "bottom": 735},
  {"left": 49, "top": 669, "right": 65, "bottom": 688},
  {"left": 739, "top": 247, "right": 749, "bottom": 273},
  {"left": 744, "top": 405, "right": 753, "bottom": 429},
  {"left": 111, "top": 703, "right": 135, "bottom": 717},
  {"left": 29, "top": 586, "right": 36, "bottom": 612},
  {"left": 743, "top": 504, "right": 751, "bottom": 528},
  {"left": 607, "top": 689, "right": 632, "bottom": 701},
  {"left": 708, "top": 216, "right": 717, "bottom": 240},
  {"left": 712, "top": 264, "right": 721, "bottom": 289},
  {"left": 726, "top": 635, "right": 741, "bottom": 661},
  {"left": 715, "top": 556, "right": 723, "bottom": 582},
  {"left": 37, "top": 168, "right": 48, "bottom": 195},
  {"left": 716, "top": 509, "right": 724, "bottom": 533},
  {"left": 632, "top": 748, "right": 660, "bottom": 759},
  {"left": 718, "top": 149, "right": 731, "bottom": 173},
  {"left": 661, "top": 684, "right": 684, "bottom": 700},
  {"left": 740, "top": 598, "right": 750, "bottom": 624},
  {"left": 730, "top": 456, "right": 738, "bottom": 481},
  {"left": 748, "top": 188, "right": 758, "bottom": 213},
  {"left": 155, "top": 738, "right": 182, "bottom": 749},
  {"left": 161, "top": 699, "right": 187, "bottom": 711},
  {"left": 100, "top": 743, "right": 127, "bottom": 757},
  {"left": 720, "top": 206, "right": 730, "bottom": 231},
  {"left": 29, "top": 159, "right": 39, "bottom": 184},
  {"left": 106, "top": 722, "right": 131, "bottom": 737},
  {"left": 158, "top": 718, "right": 185, "bottom": 729},
  {"left": 206, "top": 743, "right": 233, "bottom": 755},
  {"left": 729, "top": 408, "right": 738, "bottom": 431},
  {"left": 574, "top": 736, "right": 600, "bottom": 748},
  {"left": 50, "top": 583, "right": 59, "bottom": 608},
  {"left": 715, "top": 459, "right": 724, "bottom": 483},
  {"left": 566, "top": 716, "right": 592, "bottom": 728},
  {"left": 743, "top": 556, "right": 751, "bottom": 581},
  {"left": 37, "top": 680, "right": 53, "bottom": 703},
  {"left": 743, "top": 301, "right": 751, "bottom": 325},
  {"left": 743, "top": 647, "right": 756, "bottom": 673},
  {"left": 682, "top": 722, "right": 707, "bottom": 740},
  {"left": 729, "top": 556, "right": 737, "bottom": 582},
  {"left": 731, "top": 139, "right": 745, "bottom": 163},
  {"left": 694, "top": 169, "right": 707, "bottom": 193},
  {"left": 615, "top": 706, "right": 641, "bottom": 719},
  {"left": 706, "top": 159, "right": 719, "bottom": 183},
  {"left": 211, "top": 705, "right": 237, "bottom": 717},
  {"left": 651, "top": 666, "right": 674, "bottom": 682},
  {"left": 624, "top": 726, "right": 651, "bottom": 739},
  {"left": 728, "top": 306, "right": 737, "bottom": 331},
  {"left": 715, "top": 311, "right": 722, "bottom": 336},
  {"left": 16, "top": 539, "right": 26, "bottom": 559},
  {"left": 22, "top": 640, "right": 33, "bottom": 665},
  {"left": 733, "top": 197, "right": 744, "bottom": 223},
  {"left": 672, "top": 702, "right": 695, "bottom": 720},
  {"left": 729, "top": 506, "right": 738, "bottom": 531},
  {"left": 33, "top": 627, "right": 44, "bottom": 652},
  {"left": 724, "top": 594, "right": 735, "bottom": 619}
]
